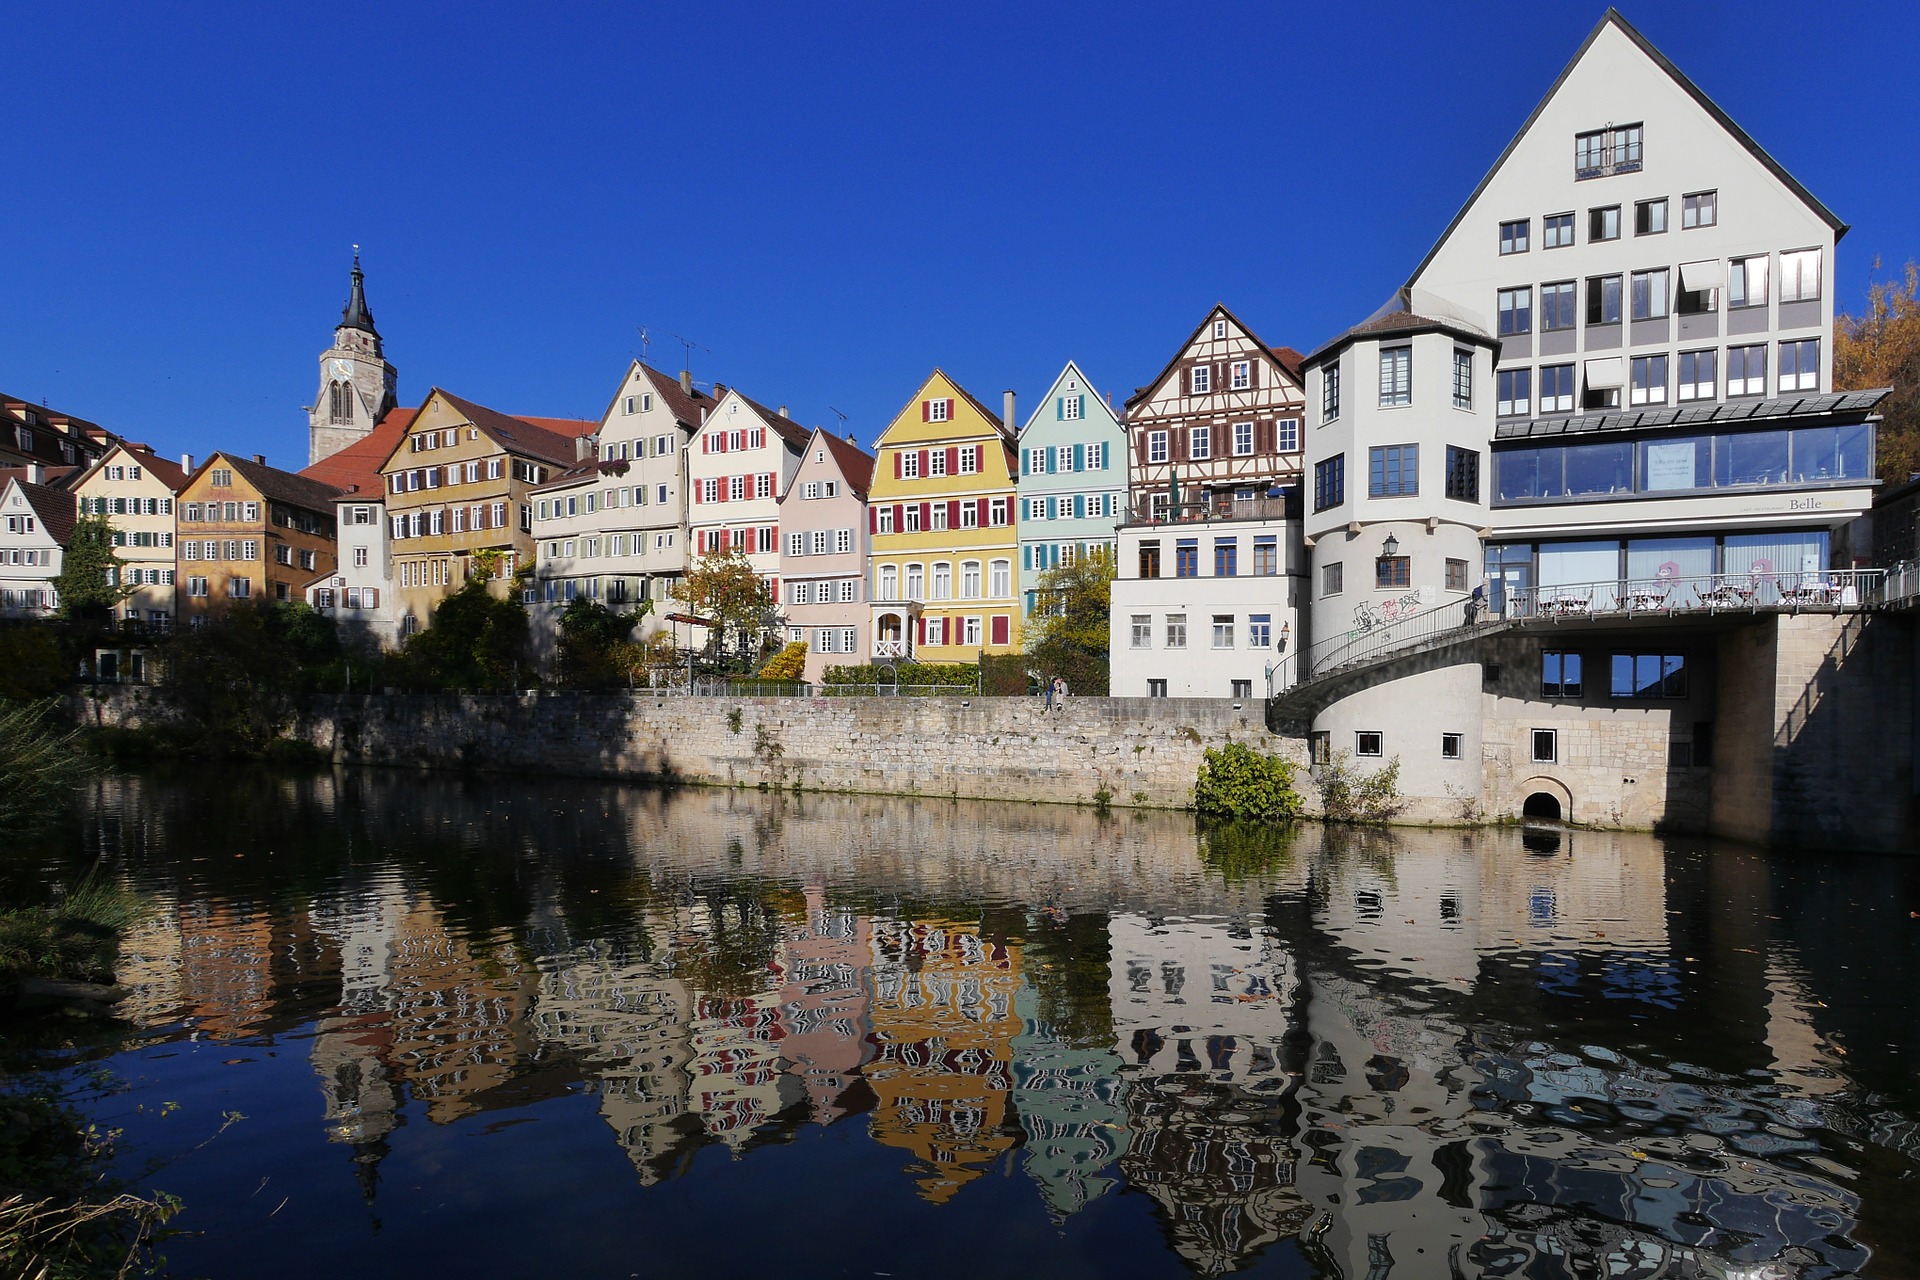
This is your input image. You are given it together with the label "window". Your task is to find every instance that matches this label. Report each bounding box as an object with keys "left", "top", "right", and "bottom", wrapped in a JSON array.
[
  {"left": 1061, "top": 394, "right": 1083, "bottom": 420},
  {"left": 1540, "top": 364, "right": 1576, "bottom": 413},
  {"left": 1441, "top": 733, "right": 1463, "bottom": 760},
  {"left": 1779, "top": 249, "right": 1822, "bottom": 303},
  {"left": 274, "top": 543, "right": 293, "bottom": 565},
  {"left": 1542, "top": 650, "right": 1582, "bottom": 698},
  {"left": 1214, "top": 538, "right": 1237, "bottom": 577},
  {"left": 1575, "top": 124, "right": 1641, "bottom": 178},
  {"left": 1586, "top": 275, "right": 1623, "bottom": 326},
  {"left": 837, "top": 528, "right": 853, "bottom": 554},
  {"left": 1634, "top": 198, "right": 1667, "bottom": 235},
  {"left": 1147, "top": 679, "right": 1167, "bottom": 698},
  {"left": 1625, "top": 354, "right": 1668, "bottom": 406},
  {"left": 1631, "top": 268, "right": 1670, "bottom": 320},
  {"left": 1212, "top": 318, "right": 1227, "bottom": 340},
  {"left": 877, "top": 564, "right": 897, "bottom": 599},
  {"left": 188, "top": 576, "right": 208, "bottom": 598},
  {"left": 1175, "top": 540, "right": 1199, "bottom": 578},
  {"left": 1356, "top": 731, "right": 1383, "bottom": 757},
  {"left": 1188, "top": 426, "right": 1211, "bottom": 460},
  {"left": 932, "top": 562, "right": 952, "bottom": 600},
  {"left": 1727, "top": 345, "right": 1767, "bottom": 396},
  {"left": 1445, "top": 447, "right": 1480, "bottom": 501},
  {"left": 927, "top": 398, "right": 950, "bottom": 422},
  {"left": 1497, "top": 287, "right": 1531, "bottom": 337},
  {"left": 1322, "top": 365, "right": 1341, "bottom": 422},
  {"left": 1233, "top": 422, "right": 1254, "bottom": 455},
  {"left": 928, "top": 449, "right": 947, "bottom": 478},
  {"left": 1369, "top": 444, "right": 1418, "bottom": 497},
  {"left": 1780, "top": 339, "right": 1819, "bottom": 393},
  {"left": 229, "top": 577, "right": 252, "bottom": 599},
  {"left": 1531, "top": 728, "right": 1557, "bottom": 763},
  {"left": 1375, "top": 555, "right": 1409, "bottom": 589},
  {"left": 1544, "top": 212, "right": 1575, "bottom": 248},
  {"left": 353, "top": 546, "right": 368, "bottom": 568},
  {"left": 1248, "top": 614, "right": 1271, "bottom": 648},
  {"left": 211, "top": 468, "right": 233, "bottom": 487},
  {"left": 1277, "top": 418, "right": 1299, "bottom": 452},
  {"left": 1231, "top": 360, "right": 1251, "bottom": 390},
  {"left": 989, "top": 499, "right": 1008, "bottom": 527},
  {"left": 876, "top": 506, "right": 895, "bottom": 534},
  {"left": 1322, "top": 562, "right": 1343, "bottom": 596},
  {"left": 1165, "top": 614, "right": 1186, "bottom": 648},
  {"left": 1148, "top": 431, "right": 1169, "bottom": 464},
  {"left": 1611, "top": 652, "right": 1688, "bottom": 698},
  {"left": 1211, "top": 615, "right": 1234, "bottom": 648},
  {"left": 1729, "top": 256, "right": 1769, "bottom": 309},
  {"left": 1496, "top": 368, "right": 1530, "bottom": 417},
  {"left": 1445, "top": 558, "right": 1468, "bottom": 591},
  {"left": 990, "top": 560, "right": 1010, "bottom": 596},
  {"left": 1253, "top": 536, "right": 1278, "bottom": 576},
  {"left": 1379, "top": 347, "right": 1411, "bottom": 406},
  {"left": 1540, "top": 281, "right": 1576, "bottom": 331},
  {"left": 1589, "top": 205, "right": 1621, "bottom": 241},
  {"left": 1678, "top": 349, "right": 1717, "bottom": 401},
  {"left": 1499, "top": 219, "right": 1529, "bottom": 254},
  {"left": 1453, "top": 349, "right": 1474, "bottom": 408},
  {"left": 1313, "top": 455, "right": 1345, "bottom": 512},
  {"left": 1682, "top": 190, "right": 1718, "bottom": 228},
  {"left": 1190, "top": 365, "right": 1212, "bottom": 394},
  {"left": 1127, "top": 614, "right": 1152, "bottom": 649},
  {"left": 1138, "top": 541, "right": 1161, "bottom": 578}
]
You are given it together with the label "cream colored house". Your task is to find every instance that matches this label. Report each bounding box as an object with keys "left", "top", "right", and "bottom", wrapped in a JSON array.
[
  {"left": 685, "top": 387, "right": 811, "bottom": 596},
  {"left": 72, "top": 443, "right": 189, "bottom": 629}
]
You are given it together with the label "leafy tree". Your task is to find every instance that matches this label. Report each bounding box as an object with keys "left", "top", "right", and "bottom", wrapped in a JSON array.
[
  {"left": 1314, "top": 751, "right": 1406, "bottom": 824},
  {"left": 1023, "top": 546, "right": 1115, "bottom": 695},
  {"left": 756, "top": 640, "right": 807, "bottom": 681},
  {"left": 677, "top": 547, "right": 777, "bottom": 668},
  {"left": 1193, "top": 741, "right": 1303, "bottom": 821},
  {"left": 398, "top": 575, "right": 530, "bottom": 692},
  {"left": 163, "top": 601, "right": 343, "bottom": 754},
  {"left": 0, "top": 626, "right": 66, "bottom": 702},
  {"left": 555, "top": 597, "right": 649, "bottom": 688},
  {"left": 1835, "top": 258, "right": 1920, "bottom": 485},
  {"left": 51, "top": 515, "right": 127, "bottom": 624}
]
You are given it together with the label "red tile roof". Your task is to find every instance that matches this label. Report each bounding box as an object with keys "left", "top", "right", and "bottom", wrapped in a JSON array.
[
  {"left": 76, "top": 442, "right": 190, "bottom": 494},
  {"left": 433, "top": 389, "right": 595, "bottom": 467},
  {"left": 206, "top": 453, "right": 345, "bottom": 514},
  {"left": 7, "top": 478, "right": 78, "bottom": 545},
  {"left": 0, "top": 464, "right": 81, "bottom": 491},
  {"left": 299, "top": 407, "right": 419, "bottom": 497},
  {"left": 628, "top": 363, "right": 721, "bottom": 427},
  {"left": 809, "top": 426, "right": 876, "bottom": 497}
]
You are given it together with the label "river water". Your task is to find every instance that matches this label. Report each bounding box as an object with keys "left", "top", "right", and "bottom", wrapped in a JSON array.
[{"left": 10, "top": 768, "right": 1920, "bottom": 1279}]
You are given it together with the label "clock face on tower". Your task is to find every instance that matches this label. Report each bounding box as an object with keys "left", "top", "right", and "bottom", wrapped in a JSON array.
[{"left": 331, "top": 359, "right": 352, "bottom": 379}]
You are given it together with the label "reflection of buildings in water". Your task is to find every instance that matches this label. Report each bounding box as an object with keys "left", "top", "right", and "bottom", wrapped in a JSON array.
[
  {"left": 171, "top": 899, "right": 283, "bottom": 1039},
  {"left": 111, "top": 890, "right": 183, "bottom": 1027},
  {"left": 1107, "top": 912, "right": 1297, "bottom": 1087},
  {"left": 687, "top": 988, "right": 805, "bottom": 1152},
  {"left": 308, "top": 891, "right": 408, "bottom": 1198},
  {"left": 1007, "top": 985, "right": 1126, "bottom": 1221},
  {"left": 1116, "top": 1073, "right": 1313, "bottom": 1277},
  {"left": 527, "top": 925, "right": 697, "bottom": 1186},
  {"left": 864, "top": 916, "right": 1023, "bottom": 1204},
  {"left": 774, "top": 886, "right": 875, "bottom": 1125}
]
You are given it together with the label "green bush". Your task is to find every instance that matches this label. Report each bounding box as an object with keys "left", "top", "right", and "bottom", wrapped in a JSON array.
[
  {"left": 820, "top": 661, "right": 977, "bottom": 689},
  {"left": 0, "top": 626, "right": 66, "bottom": 703},
  {"left": 1315, "top": 751, "right": 1406, "bottom": 823},
  {"left": 1193, "top": 741, "right": 1303, "bottom": 821},
  {"left": 756, "top": 642, "right": 808, "bottom": 681},
  {"left": 978, "top": 653, "right": 1030, "bottom": 697}
]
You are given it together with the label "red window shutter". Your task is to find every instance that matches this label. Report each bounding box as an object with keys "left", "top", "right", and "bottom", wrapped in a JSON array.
[
  {"left": 948, "top": 500, "right": 960, "bottom": 528},
  {"left": 974, "top": 444, "right": 984, "bottom": 472},
  {"left": 916, "top": 616, "right": 925, "bottom": 644},
  {"left": 894, "top": 503, "right": 904, "bottom": 529},
  {"left": 918, "top": 450, "right": 929, "bottom": 477},
  {"left": 976, "top": 498, "right": 988, "bottom": 527},
  {"left": 894, "top": 451, "right": 902, "bottom": 478},
  {"left": 1214, "top": 423, "right": 1228, "bottom": 456},
  {"left": 869, "top": 506, "right": 879, "bottom": 533},
  {"left": 920, "top": 502, "right": 931, "bottom": 530},
  {"left": 921, "top": 400, "right": 930, "bottom": 422},
  {"left": 991, "top": 614, "right": 1008, "bottom": 645},
  {"left": 769, "top": 578, "right": 779, "bottom": 603},
  {"left": 946, "top": 447, "right": 959, "bottom": 475}
]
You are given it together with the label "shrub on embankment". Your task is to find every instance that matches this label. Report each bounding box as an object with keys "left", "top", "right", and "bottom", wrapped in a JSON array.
[{"left": 1192, "top": 742, "right": 1303, "bottom": 822}]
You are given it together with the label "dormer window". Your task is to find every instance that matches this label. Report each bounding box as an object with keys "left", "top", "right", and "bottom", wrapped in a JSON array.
[
  {"left": 1574, "top": 123, "right": 1642, "bottom": 179},
  {"left": 1212, "top": 319, "right": 1227, "bottom": 339},
  {"left": 925, "top": 398, "right": 951, "bottom": 423}
]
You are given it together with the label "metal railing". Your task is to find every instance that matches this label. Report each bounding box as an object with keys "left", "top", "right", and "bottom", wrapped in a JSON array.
[
  {"left": 1126, "top": 493, "right": 1295, "bottom": 525},
  {"left": 1502, "top": 568, "right": 1884, "bottom": 619}
]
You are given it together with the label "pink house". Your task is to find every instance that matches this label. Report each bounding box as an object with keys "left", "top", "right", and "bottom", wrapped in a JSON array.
[{"left": 777, "top": 426, "right": 874, "bottom": 682}]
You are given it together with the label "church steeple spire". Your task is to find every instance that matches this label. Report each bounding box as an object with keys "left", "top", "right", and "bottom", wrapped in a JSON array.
[{"left": 340, "top": 246, "right": 378, "bottom": 336}]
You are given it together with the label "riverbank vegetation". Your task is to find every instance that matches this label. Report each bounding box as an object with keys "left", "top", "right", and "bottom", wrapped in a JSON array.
[{"left": 1192, "top": 742, "right": 1303, "bottom": 821}]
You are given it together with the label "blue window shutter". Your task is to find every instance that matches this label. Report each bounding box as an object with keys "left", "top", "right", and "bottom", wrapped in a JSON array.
[
  {"left": 1074, "top": 494, "right": 1085, "bottom": 518},
  {"left": 1073, "top": 443, "right": 1085, "bottom": 471},
  {"left": 1022, "top": 545, "right": 1031, "bottom": 569},
  {"left": 1045, "top": 447, "right": 1056, "bottom": 474},
  {"left": 1077, "top": 395, "right": 1085, "bottom": 420},
  {"left": 1056, "top": 397, "right": 1065, "bottom": 420},
  {"left": 1045, "top": 496, "right": 1057, "bottom": 519}
]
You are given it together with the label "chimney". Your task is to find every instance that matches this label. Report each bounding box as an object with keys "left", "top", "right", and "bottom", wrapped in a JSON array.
[
  {"left": 26, "top": 463, "right": 43, "bottom": 484},
  {"left": 679, "top": 369, "right": 692, "bottom": 395},
  {"left": 1003, "top": 389, "right": 1016, "bottom": 430},
  {"left": 181, "top": 453, "right": 194, "bottom": 473},
  {"left": 576, "top": 435, "right": 596, "bottom": 461},
  {"left": 778, "top": 405, "right": 789, "bottom": 418},
  {"left": 253, "top": 453, "right": 266, "bottom": 466}
]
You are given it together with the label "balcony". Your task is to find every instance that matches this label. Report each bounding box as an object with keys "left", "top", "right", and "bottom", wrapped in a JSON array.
[{"left": 1124, "top": 491, "right": 1297, "bottom": 526}]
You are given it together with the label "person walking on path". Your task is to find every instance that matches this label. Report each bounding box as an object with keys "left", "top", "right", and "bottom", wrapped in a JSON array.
[
  {"left": 1044, "top": 677, "right": 1055, "bottom": 712},
  {"left": 1053, "top": 677, "right": 1070, "bottom": 713}
]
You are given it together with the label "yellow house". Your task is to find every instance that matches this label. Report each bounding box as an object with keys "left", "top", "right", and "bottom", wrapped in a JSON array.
[{"left": 866, "top": 371, "right": 1021, "bottom": 662}]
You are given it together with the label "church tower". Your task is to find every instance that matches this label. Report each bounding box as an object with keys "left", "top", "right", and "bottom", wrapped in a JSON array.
[{"left": 309, "top": 251, "right": 399, "bottom": 466}]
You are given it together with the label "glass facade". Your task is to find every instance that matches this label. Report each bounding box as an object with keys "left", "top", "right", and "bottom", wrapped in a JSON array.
[{"left": 1494, "top": 425, "right": 1872, "bottom": 505}]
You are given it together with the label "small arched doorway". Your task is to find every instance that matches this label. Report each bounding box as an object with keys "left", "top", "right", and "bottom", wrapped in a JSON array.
[
  {"left": 1522, "top": 791, "right": 1563, "bottom": 821},
  {"left": 1516, "top": 775, "right": 1573, "bottom": 825}
]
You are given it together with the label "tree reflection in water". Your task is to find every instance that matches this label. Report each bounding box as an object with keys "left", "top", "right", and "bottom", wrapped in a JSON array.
[{"left": 19, "top": 768, "right": 1917, "bottom": 1279}]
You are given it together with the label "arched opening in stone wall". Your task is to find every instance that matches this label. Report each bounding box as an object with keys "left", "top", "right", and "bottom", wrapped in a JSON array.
[{"left": 1522, "top": 791, "right": 1564, "bottom": 821}]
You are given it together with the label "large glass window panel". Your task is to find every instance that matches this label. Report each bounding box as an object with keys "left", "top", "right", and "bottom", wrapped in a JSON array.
[
  {"left": 1639, "top": 436, "right": 1712, "bottom": 492},
  {"left": 1564, "top": 440, "right": 1635, "bottom": 497},
  {"left": 1724, "top": 531, "right": 1828, "bottom": 600},
  {"left": 1541, "top": 282, "right": 1577, "bottom": 330},
  {"left": 1627, "top": 536, "right": 1714, "bottom": 607},
  {"left": 1714, "top": 430, "right": 1790, "bottom": 487},
  {"left": 1538, "top": 539, "right": 1619, "bottom": 608},
  {"left": 1495, "top": 448, "right": 1555, "bottom": 502}
]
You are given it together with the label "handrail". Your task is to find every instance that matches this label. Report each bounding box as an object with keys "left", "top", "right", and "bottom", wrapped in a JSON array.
[{"left": 1502, "top": 567, "right": 1884, "bottom": 619}]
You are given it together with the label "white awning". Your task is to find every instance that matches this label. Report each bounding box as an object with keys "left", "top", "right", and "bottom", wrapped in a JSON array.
[
  {"left": 1680, "top": 259, "right": 1725, "bottom": 292},
  {"left": 1584, "top": 357, "right": 1625, "bottom": 390}
]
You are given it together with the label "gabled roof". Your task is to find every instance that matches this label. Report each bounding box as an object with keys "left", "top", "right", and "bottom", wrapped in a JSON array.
[
  {"left": 599, "top": 361, "right": 721, "bottom": 429},
  {"left": 77, "top": 442, "right": 190, "bottom": 494},
  {"left": 430, "top": 389, "right": 594, "bottom": 467},
  {"left": 718, "top": 389, "right": 815, "bottom": 451},
  {"left": 196, "top": 453, "right": 345, "bottom": 514},
  {"left": 1123, "top": 303, "right": 1304, "bottom": 413},
  {"left": 1, "top": 396, "right": 116, "bottom": 467},
  {"left": 299, "top": 407, "right": 419, "bottom": 497},
  {"left": 4, "top": 478, "right": 78, "bottom": 545},
  {"left": 1300, "top": 310, "right": 1498, "bottom": 370},
  {"left": 1019, "top": 360, "right": 1122, "bottom": 437},
  {"left": 0, "top": 465, "right": 81, "bottom": 491},
  {"left": 802, "top": 425, "right": 876, "bottom": 498},
  {"left": 1406, "top": 9, "right": 1846, "bottom": 291}
]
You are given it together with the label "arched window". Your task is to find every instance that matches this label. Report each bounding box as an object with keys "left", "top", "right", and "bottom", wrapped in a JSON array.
[{"left": 329, "top": 382, "right": 352, "bottom": 425}]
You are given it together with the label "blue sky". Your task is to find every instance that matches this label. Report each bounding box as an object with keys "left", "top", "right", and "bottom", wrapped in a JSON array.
[{"left": 5, "top": 1, "right": 1916, "bottom": 468}]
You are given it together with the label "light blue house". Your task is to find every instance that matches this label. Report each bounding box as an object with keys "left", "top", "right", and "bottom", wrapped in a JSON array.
[{"left": 1016, "top": 361, "right": 1127, "bottom": 613}]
